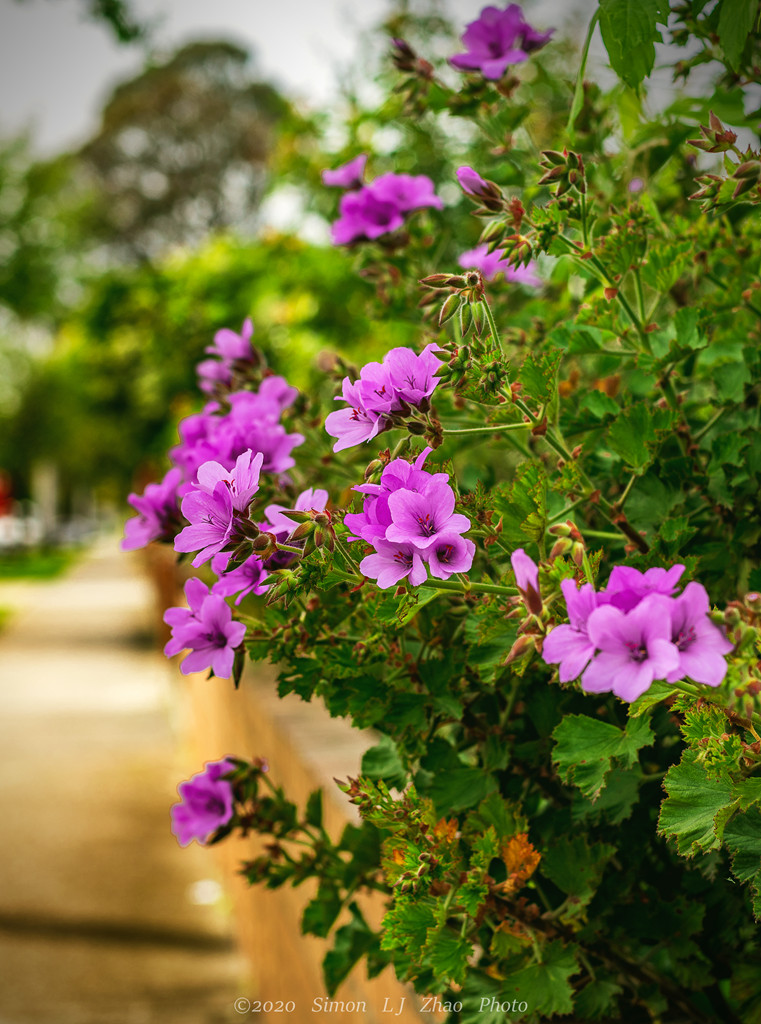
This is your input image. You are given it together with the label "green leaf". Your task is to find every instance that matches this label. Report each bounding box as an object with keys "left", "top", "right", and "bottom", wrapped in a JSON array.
[
  {"left": 715, "top": 361, "right": 751, "bottom": 402},
  {"left": 305, "top": 788, "right": 323, "bottom": 829},
  {"left": 541, "top": 836, "right": 616, "bottom": 912},
  {"left": 574, "top": 977, "right": 624, "bottom": 1020},
  {"left": 718, "top": 0, "right": 759, "bottom": 70},
  {"left": 599, "top": 0, "right": 661, "bottom": 89},
  {"left": 607, "top": 405, "right": 656, "bottom": 469},
  {"left": 463, "top": 791, "right": 528, "bottom": 843},
  {"left": 424, "top": 927, "right": 472, "bottom": 986},
  {"left": 673, "top": 307, "right": 704, "bottom": 350},
  {"left": 519, "top": 349, "right": 561, "bottom": 404},
  {"left": 302, "top": 880, "right": 342, "bottom": 938},
  {"left": 428, "top": 765, "right": 498, "bottom": 815},
  {"left": 496, "top": 941, "right": 581, "bottom": 1016},
  {"left": 492, "top": 462, "right": 547, "bottom": 545},
  {"left": 657, "top": 750, "right": 734, "bottom": 856},
  {"left": 552, "top": 713, "right": 654, "bottom": 801},
  {"left": 629, "top": 679, "right": 674, "bottom": 716},
  {"left": 322, "top": 904, "right": 378, "bottom": 995},
  {"left": 582, "top": 391, "right": 619, "bottom": 418},
  {"left": 381, "top": 896, "right": 436, "bottom": 955},
  {"left": 361, "top": 735, "right": 408, "bottom": 790},
  {"left": 724, "top": 806, "right": 761, "bottom": 918}
]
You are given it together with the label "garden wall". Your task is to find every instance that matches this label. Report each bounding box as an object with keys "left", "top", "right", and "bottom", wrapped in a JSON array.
[{"left": 182, "top": 661, "right": 427, "bottom": 1023}]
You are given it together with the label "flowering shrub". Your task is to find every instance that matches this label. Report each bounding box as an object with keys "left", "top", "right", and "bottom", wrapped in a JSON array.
[{"left": 125, "top": 2, "right": 761, "bottom": 1020}]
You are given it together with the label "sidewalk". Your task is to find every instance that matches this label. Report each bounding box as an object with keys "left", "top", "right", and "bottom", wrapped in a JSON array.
[{"left": 0, "top": 536, "right": 247, "bottom": 1024}]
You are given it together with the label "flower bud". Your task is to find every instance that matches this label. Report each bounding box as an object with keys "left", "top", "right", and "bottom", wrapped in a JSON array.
[{"left": 439, "top": 292, "right": 462, "bottom": 326}]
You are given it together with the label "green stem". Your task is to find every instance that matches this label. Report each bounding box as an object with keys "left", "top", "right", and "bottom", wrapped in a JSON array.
[
  {"left": 425, "top": 578, "right": 517, "bottom": 597},
  {"left": 276, "top": 542, "right": 304, "bottom": 556},
  {"left": 334, "top": 535, "right": 363, "bottom": 578},
  {"left": 693, "top": 406, "right": 728, "bottom": 442},
  {"left": 444, "top": 422, "right": 529, "bottom": 436},
  {"left": 582, "top": 529, "right": 626, "bottom": 541}
]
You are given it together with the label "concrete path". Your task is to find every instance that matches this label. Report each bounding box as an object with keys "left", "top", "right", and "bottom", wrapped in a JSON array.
[{"left": 0, "top": 537, "right": 248, "bottom": 1024}]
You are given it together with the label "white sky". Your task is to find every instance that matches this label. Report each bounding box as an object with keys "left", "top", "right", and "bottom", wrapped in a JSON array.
[{"left": 0, "top": 0, "right": 586, "bottom": 155}]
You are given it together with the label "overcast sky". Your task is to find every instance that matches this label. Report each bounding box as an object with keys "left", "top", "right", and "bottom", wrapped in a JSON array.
[{"left": 0, "top": 0, "right": 589, "bottom": 155}]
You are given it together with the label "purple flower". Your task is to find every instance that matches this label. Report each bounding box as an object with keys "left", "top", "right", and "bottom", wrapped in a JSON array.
[
  {"left": 665, "top": 582, "right": 734, "bottom": 686},
  {"left": 582, "top": 595, "right": 680, "bottom": 702},
  {"left": 451, "top": 4, "right": 553, "bottom": 80},
  {"left": 386, "top": 482, "right": 470, "bottom": 550},
  {"left": 456, "top": 166, "right": 492, "bottom": 197},
  {"left": 458, "top": 244, "right": 541, "bottom": 286},
  {"left": 212, "top": 553, "right": 270, "bottom": 604},
  {"left": 174, "top": 482, "right": 235, "bottom": 567},
  {"left": 607, "top": 564, "right": 685, "bottom": 613},
  {"left": 207, "top": 319, "right": 255, "bottom": 362},
  {"left": 322, "top": 154, "right": 367, "bottom": 190},
  {"left": 196, "top": 449, "right": 264, "bottom": 513},
  {"left": 170, "top": 759, "right": 235, "bottom": 846},
  {"left": 325, "top": 348, "right": 442, "bottom": 453},
  {"left": 428, "top": 533, "right": 476, "bottom": 579},
  {"left": 542, "top": 579, "right": 608, "bottom": 682},
  {"left": 383, "top": 344, "right": 442, "bottom": 405},
  {"left": 331, "top": 173, "right": 442, "bottom": 246},
  {"left": 198, "top": 320, "right": 256, "bottom": 396},
  {"left": 511, "top": 548, "right": 542, "bottom": 614},
  {"left": 369, "top": 173, "right": 444, "bottom": 213},
  {"left": 122, "top": 467, "right": 183, "bottom": 551},
  {"left": 332, "top": 189, "right": 405, "bottom": 244},
  {"left": 325, "top": 378, "right": 388, "bottom": 453},
  {"left": 360, "top": 540, "right": 428, "bottom": 589},
  {"left": 345, "top": 448, "right": 447, "bottom": 545},
  {"left": 164, "top": 578, "right": 246, "bottom": 678}
]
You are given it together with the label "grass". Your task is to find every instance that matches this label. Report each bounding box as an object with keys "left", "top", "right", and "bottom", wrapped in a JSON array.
[{"left": 0, "top": 547, "right": 78, "bottom": 581}]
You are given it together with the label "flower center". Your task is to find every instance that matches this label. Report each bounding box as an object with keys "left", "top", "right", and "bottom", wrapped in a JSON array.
[
  {"left": 675, "top": 626, "right": 697, "bottom": 650},
  {"left": 414, "top": 511, "right": 436, "bottom": 536},
  {"left": 625, "top": 640, "right": 648, "bottom": 663},
  {"left": 204, "top": 795, "right": 226, "bottom": 816},
  {"left": 393, "top": 549, "right": 414, "bottom": 568},
  {"left": 436, "top": 544, "right": 454, "bottom": 564}
]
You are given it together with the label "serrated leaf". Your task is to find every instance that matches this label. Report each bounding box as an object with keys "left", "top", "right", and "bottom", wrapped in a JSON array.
[
  {"left": 519, "top": 349, "right": 561, "bottom": 403},
  {"left": 302, "top": 880, "right": 342, "bottom": 938},
  {"left": 492, "top": 462, "right": 547, "bottom": 545},
  {"left": 496, "top": 941, "right": 581, "bottom": 1016},
  {"left": 381, "top": 896, "right": 437, "bottom": 955},
  {"left": 361, "top": 735, "right": 408, "bottom": 790},
  {"left": 715, "top": 361, "right": 751, "bottom": 402},
  {"left": 628, "top": 679, "right": 674, "bottom": 716},
  {"left": 552, "top": 713, "right": 654, "bottom": 800},
  {"left": 673, "top": 307, "right": 704, "bottom": 350},
  {"left": 657, "top": 751, "right": 734, "bottom": 856},
  {"left": 541, "top": 836, "right": 616, "bottom": 911},
  {"left": 607, "top": 405, "right": 655, "bottom": 469},
  {"left": 724, "top": 805, "right": 761, "bottom": 918},
  {"left": 582, "top": 391, "right": 619, "bottom": 418},
  {"left": 599, "top": 0, "right": 661, "bottom": 89},
  {"left": 718, "top": 0, "right": 758, "bottom": 70},
  {"left": 322, "top": 904, "right": 378, "bottom": 995},
  {"left": 424, "top": 927, "right": 473, "bottom": 986},
  {"left": 574, "top": 977, "right": 624, "bottom": 1020}
]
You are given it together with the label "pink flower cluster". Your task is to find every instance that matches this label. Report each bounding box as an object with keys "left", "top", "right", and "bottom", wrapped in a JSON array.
[
  {"left": 345, "top": 448, "right": 474, "bottom": 589},
  {"left": 542, "top": 564, "right": 734, "bottom": 701},
  {"left": 122, "top": 318, "right": 317, "bottom": 679},
  {"left": 325, "top": 345, "right": 442, "bottom": 452},
  {"left": 323, "top": 155, "right": 442, "bottom": 245},
  {"left": 196, "top": 318, "right": 257, "bottom": 395}
]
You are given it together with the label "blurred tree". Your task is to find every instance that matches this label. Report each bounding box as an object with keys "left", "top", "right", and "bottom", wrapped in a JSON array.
[
  {"left": 79, "top": 41, "right": 290, "bottom": 260},
  {"left": 0, "top": 136, "right": 93, "bottom": 322},
  {"left": 12, "top": 0, "right": 147, "bottom": 44}
]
